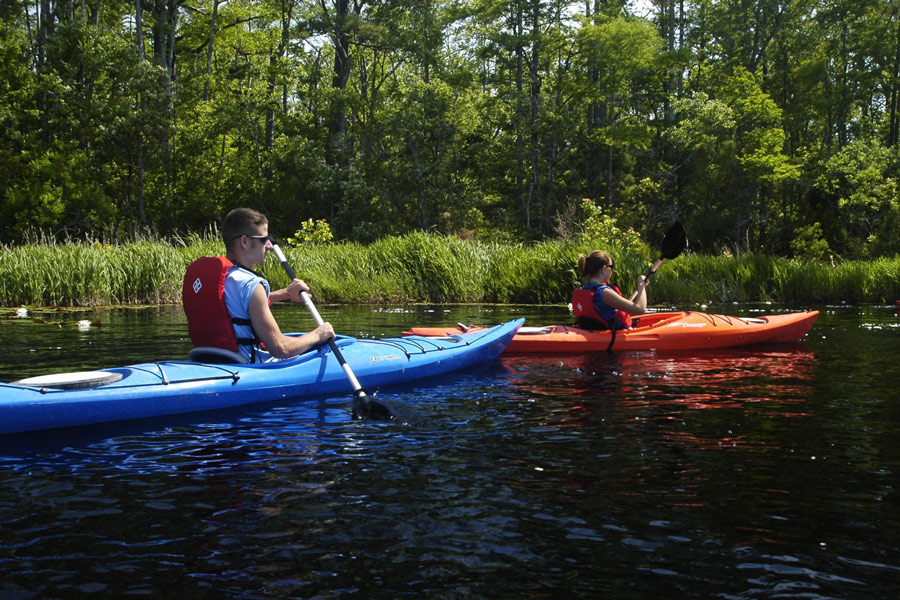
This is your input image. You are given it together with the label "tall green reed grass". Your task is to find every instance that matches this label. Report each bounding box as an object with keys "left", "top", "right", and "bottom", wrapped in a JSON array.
[
  {"left": 1, "top": 234, "right": 898, "bottom": 308},
  {"left": 654, "top": 253, "right": 900, "bottom": 305}
]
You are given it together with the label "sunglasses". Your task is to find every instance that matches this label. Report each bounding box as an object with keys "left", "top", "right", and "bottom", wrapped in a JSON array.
[
  {"left": 233, "top": 233, "right": 270, "bottom": 242},
  {"left": 603, "top": 263, "right": 614, "bottom": 270}
]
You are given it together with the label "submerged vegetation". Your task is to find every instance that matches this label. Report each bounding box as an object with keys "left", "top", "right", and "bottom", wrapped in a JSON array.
[{"left": 1, "top": 235, "right": 898, "bottom": 309}]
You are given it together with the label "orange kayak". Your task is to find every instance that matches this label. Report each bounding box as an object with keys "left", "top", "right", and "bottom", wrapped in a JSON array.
[{"left": 402, "top": 310, "right": 819, "bottom": 353}]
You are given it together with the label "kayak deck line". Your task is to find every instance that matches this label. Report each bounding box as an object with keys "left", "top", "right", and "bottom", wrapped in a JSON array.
[
  {"left": 399, "top": 325, "right": 506, "bottom": 349},
  {"left": 9, "top": 334, "right": 486, "bottom": 397},
  {"left": 360, "top": 333, "right": 470, "bottom": 355},
  {"left": 434, "top": 313, "right": 780, "bottom": 339},
  {"left": 689, "top": 313, "right": 768, "bottom": 326}
]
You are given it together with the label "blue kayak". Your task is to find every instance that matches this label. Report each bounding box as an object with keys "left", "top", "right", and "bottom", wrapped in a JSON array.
[{"left": 0, "top": 319, "right": 523, "bottom": 435}]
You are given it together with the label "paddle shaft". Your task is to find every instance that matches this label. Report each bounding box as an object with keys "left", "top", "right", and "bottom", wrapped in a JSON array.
[
  {"left": 270, "top": 244, "right": 367, "bottom": 397},
  {"left": 629, "top": 259, "right": 662, "bottom": 302},
  {"left": 300, "top": 292, "right": 367, "bottom": 394}
]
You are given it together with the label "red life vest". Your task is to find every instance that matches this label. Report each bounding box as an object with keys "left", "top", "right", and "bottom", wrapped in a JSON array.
[
  {"left": 182, "top": 256, "right": 258, "bottom": 351},
  {"left": 571, "top": 283, "right": 633, "bottom": 330}
]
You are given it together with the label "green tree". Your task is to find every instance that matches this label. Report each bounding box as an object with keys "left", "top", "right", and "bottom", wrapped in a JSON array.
[
  {"left": 671, "top": 68, "right": 798, "bottom": 253},
  {"left": 814, "top": 141, "right": 900, "bottom": 257},
  {"left": 573, "top": 12, "right": 663, "bottom": 216}
]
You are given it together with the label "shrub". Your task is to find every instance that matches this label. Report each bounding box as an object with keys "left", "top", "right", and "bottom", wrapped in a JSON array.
[{"left": 790, "top": 223, "right": 832, "bottom": 264}]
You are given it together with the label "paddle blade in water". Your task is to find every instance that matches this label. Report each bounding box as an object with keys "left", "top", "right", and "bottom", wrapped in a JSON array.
[
  {"left": 353, "top": 390, "right": 416, "bottom": 422},
  {"left": 353, "top": 391, "right": 389, "bottom": 420}
]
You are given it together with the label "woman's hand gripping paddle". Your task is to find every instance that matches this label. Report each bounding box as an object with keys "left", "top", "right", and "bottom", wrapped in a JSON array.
[
  {"left": 270, "top": 241, "right": 395, "bottom": 420},
  {"left": 630, "top": 222, "right": 688, "bottom": 301}
]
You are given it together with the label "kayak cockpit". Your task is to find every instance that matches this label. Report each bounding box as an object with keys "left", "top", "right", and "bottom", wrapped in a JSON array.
[
  {"left": 188, "top": 347, "right": 249, "bottom": 364},
  {"left": 186, "top": 334, "right": 358, "bottom": 365},
  {"left": 12, "top": 370, "right": 124, "bottom": 391}
]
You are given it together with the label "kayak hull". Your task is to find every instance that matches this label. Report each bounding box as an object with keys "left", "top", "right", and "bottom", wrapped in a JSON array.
[
  {"left": 403, "top": 311, "right": 818, "bottom": 353},
  {"left": 0, "top": 319, "right": 523, "bottom": 435}
]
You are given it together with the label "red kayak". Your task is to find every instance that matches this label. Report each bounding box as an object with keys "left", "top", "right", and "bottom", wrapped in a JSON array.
[{"left": 403, "top": 310, "right": 819, "bottom": 353}]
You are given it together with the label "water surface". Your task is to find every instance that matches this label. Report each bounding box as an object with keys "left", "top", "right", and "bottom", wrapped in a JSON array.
[{"left": 1, "top": 303, "right": 898, "bottom": 598}]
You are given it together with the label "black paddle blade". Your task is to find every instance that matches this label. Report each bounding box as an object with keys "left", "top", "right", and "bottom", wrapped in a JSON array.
[
  {"left": 352, "top": 390, "right": 396, "bottom": 421},
  {"left": 352, "top": 390, "right": 423, "bottom": 424},
  {"left": 660, "top": 222, "right": 687, "bottom": 260}
]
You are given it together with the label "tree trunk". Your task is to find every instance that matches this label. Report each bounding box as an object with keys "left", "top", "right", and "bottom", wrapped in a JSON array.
[
  {"left": 265, "top": 1, "right": 293, "bottom": 183},
  {"left": 151, "top": 0, "right": 178, "bottom": 231},
  {"left": 889, "top": 14, "right": 900, "bottom": 147},
  {"left": 23, "top": 0, "right": 35, "bottom": 65},
  {"left": 666, "top": 0, "right": 676, "bottom": 124},
  {"left": 585, "top": 0, "right": 597, "bottom": 200},
  {"left": 515, "top": 1, "right": 527, "bottom": 234},
  {"left": 528, "top": 0, "right": 541, "bottom": 237},
  {"left": 327, "top": 0, "right": 352, "bottom": 164},
  {"left": 135, "top": 0, "right": 146, "bottom": 233},
  {"left": 204, "top": 0, "right": 221, "bottom": 102},
  {"left": 37, "top": 0, "right": 52, "bottom": 141}
]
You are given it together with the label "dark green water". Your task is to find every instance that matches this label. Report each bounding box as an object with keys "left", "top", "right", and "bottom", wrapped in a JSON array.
[{"left": 1, "top": 302, "right": 898, "bottom": 598}]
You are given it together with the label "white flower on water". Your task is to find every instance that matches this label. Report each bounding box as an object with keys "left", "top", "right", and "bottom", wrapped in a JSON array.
[
  {"left": 16, "top": 307, "right": 29, "bottom": 318},
  {"left": 78, "top": 320, "right": 92, "bottom": 331}
]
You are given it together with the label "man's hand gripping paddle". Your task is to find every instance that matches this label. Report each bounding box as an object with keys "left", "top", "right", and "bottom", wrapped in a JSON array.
[{"left": 270, "top": 240, "right": 395, "bottom": 420}]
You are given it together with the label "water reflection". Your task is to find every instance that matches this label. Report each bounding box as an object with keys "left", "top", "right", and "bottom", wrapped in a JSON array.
[
  {"left": 499, "top": 344, "right": 817, "bottom": 454},
  {"left": 2, "top": 305, "right": 899, "bottom": 599}
]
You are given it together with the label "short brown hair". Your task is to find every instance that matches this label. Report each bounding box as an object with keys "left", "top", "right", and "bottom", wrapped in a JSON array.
[{"left": 223, "top": 208, "right": 267, "bottom": 251}]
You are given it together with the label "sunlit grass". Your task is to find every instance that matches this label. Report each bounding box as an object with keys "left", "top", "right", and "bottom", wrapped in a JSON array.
[{"left": 1, "top": 234, "right": 898, "bottom": 307}]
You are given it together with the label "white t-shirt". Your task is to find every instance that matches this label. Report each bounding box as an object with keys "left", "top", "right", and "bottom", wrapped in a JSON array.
[{"left": 223, "top": 265, "right": 272, "bottom": 362}]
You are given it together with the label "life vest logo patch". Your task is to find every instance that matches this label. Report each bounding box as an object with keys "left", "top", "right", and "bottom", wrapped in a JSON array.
[{"left": 192, "top": 277, "right": 202, "bottom": 294}]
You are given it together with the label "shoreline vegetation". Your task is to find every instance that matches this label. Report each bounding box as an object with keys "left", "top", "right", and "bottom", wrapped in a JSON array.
[{"left": 1, "top": 234, "right": 898, "bottom": 309}]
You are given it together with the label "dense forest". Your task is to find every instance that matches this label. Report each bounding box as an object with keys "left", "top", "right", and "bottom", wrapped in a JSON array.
[{"left": 1, "top": 0, "right": 898, "bottom": 258}]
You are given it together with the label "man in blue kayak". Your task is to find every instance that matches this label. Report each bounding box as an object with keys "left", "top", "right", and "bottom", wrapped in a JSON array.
[{"left": 183, "top": 208, "right": 334, "bottom": 362}]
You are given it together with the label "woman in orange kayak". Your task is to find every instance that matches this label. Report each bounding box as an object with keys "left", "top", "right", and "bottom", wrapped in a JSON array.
[{"left": 572, "top": 250, "right": 648, "bottom": 331}]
